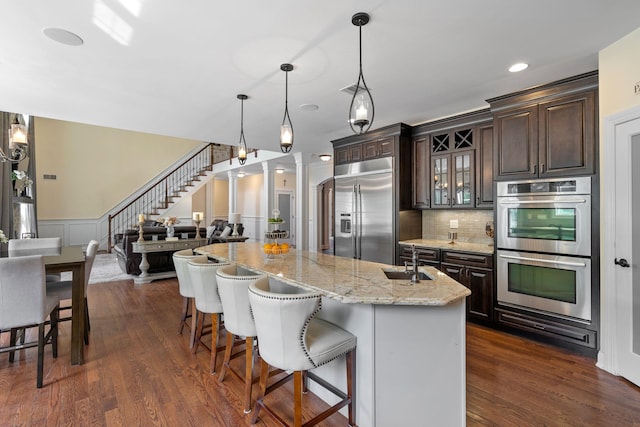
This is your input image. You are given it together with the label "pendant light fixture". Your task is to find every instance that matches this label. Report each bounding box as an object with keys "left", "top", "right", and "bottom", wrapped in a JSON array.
[
  {"left": 236, "top": 94, "right": 248, "bottom": 165},
  {"left": 279, "top": 63, "right": 294, "bottom": 153},
  {"left": 349, "top": 12, "right": 375, "bottom": 135},
  {"left": 1, "top": 115, "right": 28, "bottom": 163}
]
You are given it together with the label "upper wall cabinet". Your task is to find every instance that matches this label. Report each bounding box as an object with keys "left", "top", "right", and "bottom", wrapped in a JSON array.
[
  {"left": 411, "top": 110, "right": 493, "bottom": 209},
  {"left": 488, "top": 71, "right": 598, "bottom": 181},
  {"left": 332, "top": 123, "right": 414, "bottom": 211},
  {"left": 334, "top": 135, "right": 395, "bottom": 165}
]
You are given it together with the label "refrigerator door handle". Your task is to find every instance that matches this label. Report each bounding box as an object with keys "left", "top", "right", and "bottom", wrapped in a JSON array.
[
  {"left": 358, "top": 184, "right": 363, "bottom": 259},
  {"left": 352, "top": 184, "right": 357, "bottom": 258}
]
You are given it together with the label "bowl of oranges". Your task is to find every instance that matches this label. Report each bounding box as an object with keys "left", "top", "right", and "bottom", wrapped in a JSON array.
[{"left": 263, "top": 242, "right": 290, "bottom": 259}]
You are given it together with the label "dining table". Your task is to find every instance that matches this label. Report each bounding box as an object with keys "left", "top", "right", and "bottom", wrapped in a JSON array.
[
  {"left": 11, "top": 246, "right": 87, "bottom": 365},
  {"left": 44, "top": 246, "right": 86, "bottom": 365}
]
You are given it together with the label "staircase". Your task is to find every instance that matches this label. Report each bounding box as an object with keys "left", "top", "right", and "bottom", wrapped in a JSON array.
[{"left": 107, "top": 143, "right": 233, "bottom": 251}]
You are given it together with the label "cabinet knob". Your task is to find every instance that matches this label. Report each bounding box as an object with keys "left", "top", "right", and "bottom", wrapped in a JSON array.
[{"left": 532, "top": 164, "right": 537, "bottom": 175}]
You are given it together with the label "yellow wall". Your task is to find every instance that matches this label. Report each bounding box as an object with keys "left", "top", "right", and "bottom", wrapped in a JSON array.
[
  {"left": 212, "top": 179, "right": 229, "bottom": 218},
  {"left": 599, "top": 27, "right": 640, "bottom": 118},
  {"left": 34, "top": 117, "right": 202, "bottom": 219}
]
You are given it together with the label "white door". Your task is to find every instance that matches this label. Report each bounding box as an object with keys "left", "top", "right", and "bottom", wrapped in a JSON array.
[
  {"left": 276, "top": 191, "right": 293, "bottom": 245},
  {"left": 613, "top": 116, "right": 640, "bottom": 386}
]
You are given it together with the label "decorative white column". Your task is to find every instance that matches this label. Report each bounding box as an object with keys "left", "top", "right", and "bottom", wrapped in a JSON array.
[
  {"left": 205, "top": 174, "right": 215, "bottom": 225},
  {"left": 294, "top": 152, "right": 310, "bottom": 250},
  {"left": 227, "top": 170, "right": 238, "bottom": 220},
  {"left": 262, "top": 161, "right": 275, "bottom": 243}
]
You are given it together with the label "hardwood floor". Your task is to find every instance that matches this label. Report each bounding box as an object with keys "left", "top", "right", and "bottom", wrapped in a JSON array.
[{"left": 1, "top": 277, "right": 639, "bottom": 426}]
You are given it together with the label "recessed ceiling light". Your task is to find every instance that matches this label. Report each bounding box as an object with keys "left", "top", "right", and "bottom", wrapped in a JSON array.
[
  {"left": 299, "top": 104, "right": 319, "bottom": 111},
  {"left": 42, "top": 27, "right": 84, "bottom": 46},
  {"left": 509, "top": 62, "right": 528, "bottom": 73}
]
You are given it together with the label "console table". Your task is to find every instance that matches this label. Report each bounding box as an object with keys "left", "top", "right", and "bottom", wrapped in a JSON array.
[{"left": 132, "top": 238, "right": 206, "bottom": 284}]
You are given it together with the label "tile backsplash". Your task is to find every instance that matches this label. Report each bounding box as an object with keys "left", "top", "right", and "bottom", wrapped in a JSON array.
[{"left": 422, "top": 210, "right": 494, "bottom": 244}]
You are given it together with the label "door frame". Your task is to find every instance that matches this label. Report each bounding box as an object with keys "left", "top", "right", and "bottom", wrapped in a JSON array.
[{"left": 598, "top": 104, "right": 640, "bottom": 379}]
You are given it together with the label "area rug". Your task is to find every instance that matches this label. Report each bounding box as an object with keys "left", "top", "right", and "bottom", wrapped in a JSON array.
[
  {"left": 88, "top": 252, "right": 133, "bottom": 284},
  {"left": 61, "top": 252, "right": 132, "bottom": 284}
]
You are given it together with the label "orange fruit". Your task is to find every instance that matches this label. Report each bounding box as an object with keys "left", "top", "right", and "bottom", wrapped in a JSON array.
[{"left": 281, "top": 243, "right": 289, "bottom": 250}]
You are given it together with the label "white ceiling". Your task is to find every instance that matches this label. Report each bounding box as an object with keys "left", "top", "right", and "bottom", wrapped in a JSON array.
[{"left": 2, "top": 1, "right": 639, "bottom": 163}]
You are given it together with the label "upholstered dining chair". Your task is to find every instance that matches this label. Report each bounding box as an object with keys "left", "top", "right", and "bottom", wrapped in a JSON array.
[
  {"left": 248, "top": 279, "right": 357, "bottom": 427},
  {"left": 187, "top": 257, "right": 232, "bottom": 373},
  {"left": 0, "top": 255, "right": 60, "bottom": 388},
  {"left": 8, "top": 237, "right": 62, "bottom": 282},
  {"left": 173, "top": 249, "right": 207, "bottom": 348},
  {"left": 215, "top": 264, "right": 266, "bottom": 414},
  {"left": 46, "top": 240, "right": 99, "bottom": 345}
]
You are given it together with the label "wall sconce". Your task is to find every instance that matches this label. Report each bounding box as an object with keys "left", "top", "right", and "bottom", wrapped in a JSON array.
[
  {"left": 280, "top": 63, "right": 294, "bottom": 153},
  {"left": 1, "top": 115, "right": 28, "bottom": 163},
  {"left": 319, "top": 154, "right": 331, "bottom": 162},
  {"left": 237, "top": 94, "right": 248, "bottom": 165},
  {"left": 348, "top": 12, "right": 375, "bottom": 135}
]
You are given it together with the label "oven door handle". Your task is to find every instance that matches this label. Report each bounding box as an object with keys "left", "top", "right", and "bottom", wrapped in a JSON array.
[
  {"left": 498, "top": 198, "right": 587, "bottom": 205},
  {"left": 499, "top": 254, "right": 587, "bottom": 267}
]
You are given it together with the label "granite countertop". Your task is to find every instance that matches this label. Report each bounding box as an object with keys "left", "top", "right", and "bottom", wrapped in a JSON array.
[
  {"left": 195, "top": 242, "right": 470, "bottom": 306},
  {"left": 399, "top": 239, "right": 495, "bottom": 255}
]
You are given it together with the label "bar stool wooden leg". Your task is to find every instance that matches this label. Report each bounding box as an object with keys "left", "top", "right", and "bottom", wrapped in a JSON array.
[
  {"left": 218, "top": 331, "right": 234, "bottom": 381},
  {"left": 294, "top": 370, "right": 303, "bottom": 427},
  {"left": 189, "top": 299, "right": 197, "bottom": 348},
  {"left": 210, "top": 313, "right": 220, "bottom": 374},
  {"left": 251, "top": 359, "right": 270, "bottom": 425},
  {"left": 178, "top": 296, "right": 189, "bottom": 334},
  {"left": 244, "top": 336, "right": 254, "bottom": 413},
  {"left": 192, "top": 310, "right": 203, "bottom": 354}
]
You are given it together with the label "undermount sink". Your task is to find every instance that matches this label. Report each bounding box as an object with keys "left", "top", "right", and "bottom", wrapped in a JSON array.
[{"left": 382, "top": 269, "right": 431, "bottom": 281}]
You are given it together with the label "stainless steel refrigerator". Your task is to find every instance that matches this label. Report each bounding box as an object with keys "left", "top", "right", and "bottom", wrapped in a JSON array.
[{"left": 334, "top": 168, "right": 394, "bottom": 265}]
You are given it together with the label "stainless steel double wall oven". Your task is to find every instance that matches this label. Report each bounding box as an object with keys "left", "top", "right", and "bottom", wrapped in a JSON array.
[{"left": 496, "top": 177, "right": 593, "bottom": 323}]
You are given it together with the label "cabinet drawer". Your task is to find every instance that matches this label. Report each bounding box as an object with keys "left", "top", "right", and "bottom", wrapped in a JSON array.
[
  {"left": 399, "top": 245, "right": 440, "bottom": 262},
  {"left": 442, "top": 251, "right": 492, "bottom": 268},
  {"left": 496, "top": 308, "right": 596, "bottom": 349},
  {"left": 174, "top": 241, "right": 197, "bottom": 249}
]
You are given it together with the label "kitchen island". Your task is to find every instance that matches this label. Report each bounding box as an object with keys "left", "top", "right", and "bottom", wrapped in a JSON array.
[{"left": 196, "top": 242, "right": 470, "bottom": 427}]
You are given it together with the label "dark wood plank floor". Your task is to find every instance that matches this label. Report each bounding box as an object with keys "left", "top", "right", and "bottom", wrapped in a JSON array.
[{"left": 2, "top": 278, "right": 639, "bottom": 426}]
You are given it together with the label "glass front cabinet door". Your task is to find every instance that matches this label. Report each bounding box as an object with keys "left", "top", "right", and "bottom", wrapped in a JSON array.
[{"left": 431, "top": 150, "right": 474, "bottom": 208}]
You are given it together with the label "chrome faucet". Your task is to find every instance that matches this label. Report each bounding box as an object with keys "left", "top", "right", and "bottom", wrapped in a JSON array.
[{"left": 404, "top": 244, "right": 420, "bottom": 283}]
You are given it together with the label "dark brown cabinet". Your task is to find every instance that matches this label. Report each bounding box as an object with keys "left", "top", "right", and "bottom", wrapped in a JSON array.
[
  {"left": 398, "top": 244, "right": 494, "bottom": 322},
  {"left": 475, "top": 123, "right": 494, "bottom": 208},
  {"left": 363, "top": 137, "right": 394, "bottom": 160},
  {"left": 441, "top": 250, "right": 493, "bottom": 322},
  {"left": 335, "top": 136, "right": 394, "bottom": 165},
  {"left": 490, "top": 72, "right": 597, "bottom": 181},
  {"left": 412, "top": 136, "right": 430, "bottom": 208},
  {"left": 398, "top": 244, "right": 440, "bottom": 268},
  {"left": 431, "top": 149, "right": 474, "bottom": 209},
  {"left": 411, "top": 109, "right": 493, "bottom": 210},
  {"left": 335, "top": 143, "right": 362, "bottom": 165}
]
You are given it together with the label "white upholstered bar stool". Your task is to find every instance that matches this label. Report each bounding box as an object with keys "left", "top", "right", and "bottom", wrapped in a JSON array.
[
  {"left": 215, "top": 264, "right": 266, "bottom": 414},
  {"left": 248, "top": 279, "right": 357, "bottom": 427},
  {"left": 187, "top": 257, "right": 231, "bottom": 373},
  {"left": 172, "top": 249, "right": 206, "bottom": 348}
]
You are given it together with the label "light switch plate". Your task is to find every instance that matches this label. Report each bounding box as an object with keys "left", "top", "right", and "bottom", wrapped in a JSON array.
[{"left": 450, "top": 219, "right": 459, "bottom": 229}]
